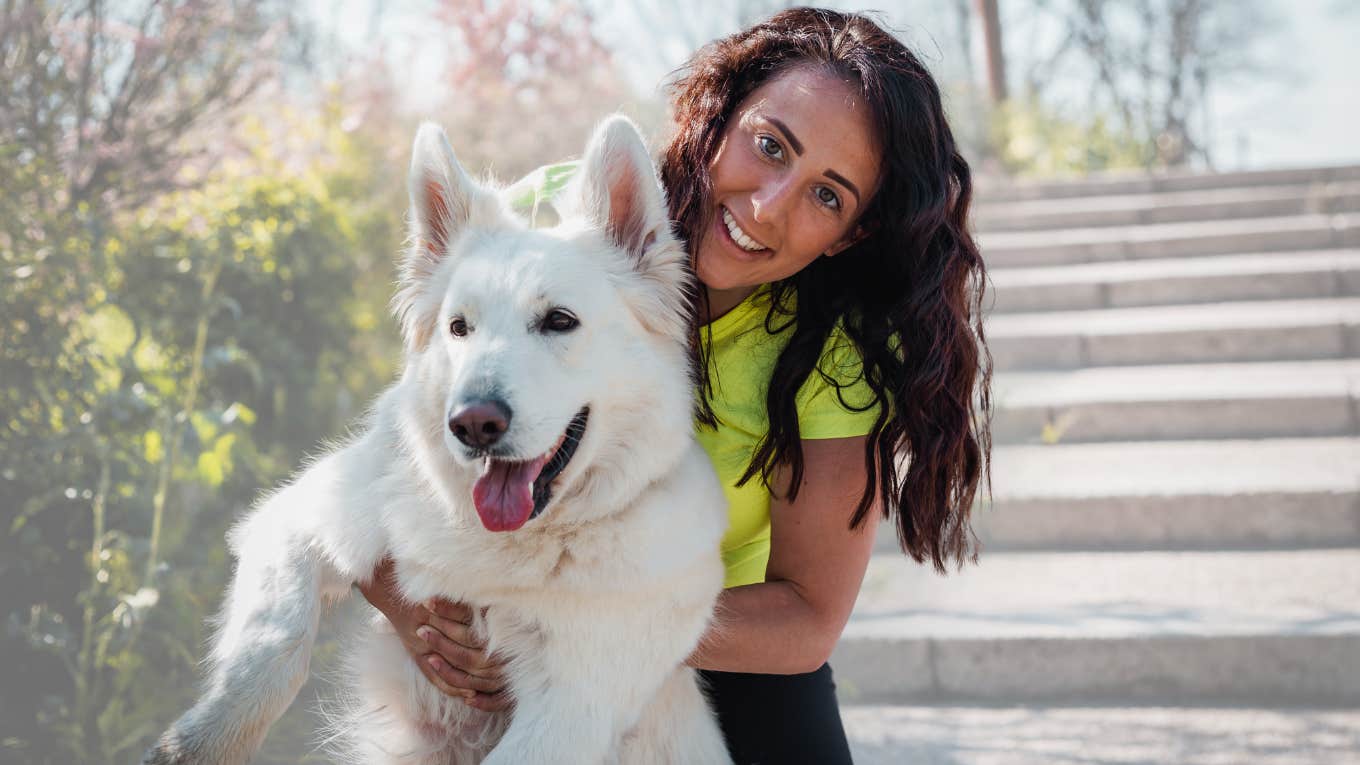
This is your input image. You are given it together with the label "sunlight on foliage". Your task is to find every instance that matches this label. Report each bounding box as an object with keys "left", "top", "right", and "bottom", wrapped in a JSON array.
[
  {"left": 992, "top": 96, "right": 1151, "bottom": 176},
  {"left": 2, "top": 27, "right": 401, "bottom": 760}
]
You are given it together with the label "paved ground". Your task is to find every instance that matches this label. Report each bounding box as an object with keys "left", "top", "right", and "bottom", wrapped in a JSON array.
[{"left": 843, "top": 705, "right": 1360, "bottom": 765}]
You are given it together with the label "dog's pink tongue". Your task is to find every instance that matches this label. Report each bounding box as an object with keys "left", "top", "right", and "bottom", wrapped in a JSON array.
[{"left": 472, "top": 457, "right": 549, "bottom": 532}]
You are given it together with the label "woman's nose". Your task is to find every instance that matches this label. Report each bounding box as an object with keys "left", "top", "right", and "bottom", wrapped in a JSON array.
[{"left": 751, "top": 177, "right": 797, "bottom": 225}]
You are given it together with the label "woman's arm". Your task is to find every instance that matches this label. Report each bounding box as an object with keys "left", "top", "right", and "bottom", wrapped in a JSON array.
[{"left": 687, "top": 435, "right": 878, "bottom": 674}]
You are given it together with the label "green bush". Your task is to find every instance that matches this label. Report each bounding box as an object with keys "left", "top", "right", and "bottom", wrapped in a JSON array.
[
  {"left": 1, "top": 109, "right": 400, "bottom": 764},
  {"left": 991, "top": 95, "right": 1153, "bottom": 176}
]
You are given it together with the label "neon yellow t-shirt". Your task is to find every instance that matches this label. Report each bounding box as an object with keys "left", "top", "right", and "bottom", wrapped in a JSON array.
[{"left": 699, "top": 287, "right": 882, "bottom": 587}]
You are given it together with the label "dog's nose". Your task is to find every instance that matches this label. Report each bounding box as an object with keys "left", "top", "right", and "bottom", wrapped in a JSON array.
[{"left": 449, "top": 399, "right": 512, "bottom": 448}]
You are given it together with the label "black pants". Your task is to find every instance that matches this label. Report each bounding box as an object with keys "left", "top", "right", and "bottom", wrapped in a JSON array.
[{"left": 698, "top": 663, "right": 853, "bottom": 764}]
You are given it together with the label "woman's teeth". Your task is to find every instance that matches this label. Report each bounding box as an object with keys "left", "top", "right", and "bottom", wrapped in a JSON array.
[{"left": 722, "top": 208, "right": 767, "bottom": 252}]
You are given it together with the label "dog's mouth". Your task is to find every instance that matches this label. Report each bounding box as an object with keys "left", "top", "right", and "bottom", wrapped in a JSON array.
[{"left": 471, "top": 407, "right": 589, "bottom": 532}]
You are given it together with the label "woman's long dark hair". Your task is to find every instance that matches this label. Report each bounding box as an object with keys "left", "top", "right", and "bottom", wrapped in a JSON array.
[{"left": 660, "top": 8, "right": 992, "bottom": 573}]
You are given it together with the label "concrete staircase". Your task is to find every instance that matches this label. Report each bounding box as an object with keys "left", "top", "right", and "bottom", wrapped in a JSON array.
[{"left": 835, "top": 165, "right": 1360, "bottom": 763}]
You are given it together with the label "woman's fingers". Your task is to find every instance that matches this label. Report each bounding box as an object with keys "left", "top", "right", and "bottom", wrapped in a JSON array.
[
  {"left": 416, "top": 625, "right": 497, "bottom": 672},
  {"left": 425, "top": 654, "right": 505, "bottom": 693},
  {"left": 414, "top": 653, "right": 474, "bottom": 699},
  {"left": 463, "top": 689, "right": 515, "bottom": 712},
  {"left": 423, "top": 610, "right": 481, "bottom": 650},
  {"left": 362, "top": 584, "right": 505, "bottom": 702},
  {"left": 375, "top": 594, "right": 508, "bottom": 702},
  {"left": 426, "top": 598, "right": 474, "bottom": 624}
]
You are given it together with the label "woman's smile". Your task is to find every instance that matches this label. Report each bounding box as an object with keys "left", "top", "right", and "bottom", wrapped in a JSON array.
[
  {"left": 716, "top": 205, "right": 771, "bottom": 258},
  {"left": 721, "top": 205, "right": 770, "bottom": 252}
]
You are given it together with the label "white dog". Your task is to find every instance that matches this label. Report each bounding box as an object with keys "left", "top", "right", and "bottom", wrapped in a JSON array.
[{"left": 142, "top": 116, "right": 732, "bottom": 765}]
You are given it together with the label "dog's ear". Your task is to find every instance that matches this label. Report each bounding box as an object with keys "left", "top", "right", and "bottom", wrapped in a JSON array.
[
  {"left": 574, "top": 115, "right": 674, "bottom": 264},
  {"left": 397, "top": 122, "right": 484, "bottom": 352},
  {"left": 570, "top": 116, "right": 692, "bottom": 341},
  {"left": 407, "top": 121, "right": 478, "bottom": 258}
]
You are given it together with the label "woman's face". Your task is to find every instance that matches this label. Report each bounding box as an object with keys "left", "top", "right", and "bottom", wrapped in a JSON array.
[{"left": 695, "top": 66, "right": 881, "bottom": 308}]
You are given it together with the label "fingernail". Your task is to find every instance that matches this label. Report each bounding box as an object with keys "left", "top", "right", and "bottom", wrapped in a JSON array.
[
  {"left": 416, "top": 626, "right": 431, "bottom": 642},
  {"left": 426, "top": 655, "right": 442, "bottom": 671}
]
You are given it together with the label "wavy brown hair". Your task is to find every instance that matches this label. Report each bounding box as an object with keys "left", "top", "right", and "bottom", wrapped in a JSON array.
[{"left": 660, "top": 7, "right": 992, "bottom": 573}]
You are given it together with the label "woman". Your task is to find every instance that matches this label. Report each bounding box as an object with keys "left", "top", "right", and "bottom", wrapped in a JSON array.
[{"left": 361, "top": 7, "right": 991, "bottom": 763}]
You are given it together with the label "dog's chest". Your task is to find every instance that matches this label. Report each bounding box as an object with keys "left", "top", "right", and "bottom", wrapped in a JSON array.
[{"left": 390, "top": 526, "right": 576, "bottom": 600}]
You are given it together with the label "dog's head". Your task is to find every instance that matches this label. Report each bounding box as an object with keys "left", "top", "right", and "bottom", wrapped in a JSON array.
[{"left": 394, "top": 117, "right": 695, "bottom": 532}]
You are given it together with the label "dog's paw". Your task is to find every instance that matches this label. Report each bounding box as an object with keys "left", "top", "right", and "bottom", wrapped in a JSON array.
[{"left": 141, "top": 730, "right": 203, "bottom": 765}]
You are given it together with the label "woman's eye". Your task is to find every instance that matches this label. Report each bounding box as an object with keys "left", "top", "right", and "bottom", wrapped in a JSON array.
[
  {"left": 541, "top": 309, "right": 579, "bottom": 333},
  {"left": 449, "top": 317, "right": 469, "bottom": 337},
  {"left": 816, "top": 186, "right": 842, "bottom": 210},
  {"left": 757, "top": 135, "right": 784, "bottom": 160}
]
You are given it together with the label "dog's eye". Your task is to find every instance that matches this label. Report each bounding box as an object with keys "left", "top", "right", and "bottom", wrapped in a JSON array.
[
  {"left": 449, "top": 317, "right": 469, "bottom": 337},
  {"left": 541, "top": 309, "right": 579, "bottom": 334}
]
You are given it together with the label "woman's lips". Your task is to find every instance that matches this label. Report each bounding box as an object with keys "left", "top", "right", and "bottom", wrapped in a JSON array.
[{"left": 714, "top": 206, "right": 771, "bottom": 261}]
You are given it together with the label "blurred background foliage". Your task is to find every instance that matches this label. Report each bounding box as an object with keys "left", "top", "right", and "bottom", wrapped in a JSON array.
[{"left": 0, "top": 0, "right": 1343, "bottom": 762}]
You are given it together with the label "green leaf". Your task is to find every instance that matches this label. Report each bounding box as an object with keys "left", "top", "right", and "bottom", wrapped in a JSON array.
[
  {"left": 86, "top": 304, "right": 136, "bottom": 358},
  {"left": 223, "top": 402, "right": 256, "bottom": 426},
  {"left": 195, "top": 431, "right": 237, "bottom": 487},
  {"left": 143, "top": 430, "right": 164, "bottom": 463}
]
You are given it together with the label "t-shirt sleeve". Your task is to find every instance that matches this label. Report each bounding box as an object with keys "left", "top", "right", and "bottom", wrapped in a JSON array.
[
  {"left": 504, "top": 160, "right": 580, "bottom": 227},
  {"left": 795, "top": 325, "right": 884, "bottom": 439}
]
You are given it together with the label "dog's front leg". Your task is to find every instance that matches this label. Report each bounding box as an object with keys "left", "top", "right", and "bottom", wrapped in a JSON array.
[
  {"left": 143, "top": 447, "right": 380, "bottom": 764},
  {"left": 142, "top": 532, "right": 340, "bottom": 764}
]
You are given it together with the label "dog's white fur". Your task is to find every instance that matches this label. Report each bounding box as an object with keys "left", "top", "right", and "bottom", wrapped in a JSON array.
[{"left": 142, "top": 117, "right": 731, "bottom": 765}]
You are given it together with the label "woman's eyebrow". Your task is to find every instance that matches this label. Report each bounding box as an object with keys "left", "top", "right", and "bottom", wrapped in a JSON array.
[
  {"left": 766, "top": 117, "right": 805, "bottom": 156},
  {"left": 823, "top": 170, "right": 861, "bottom": 205}
]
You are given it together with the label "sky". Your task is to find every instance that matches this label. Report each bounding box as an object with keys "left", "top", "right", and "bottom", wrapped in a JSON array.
[
  {"left": 307, "top": 0, "right": 1360, "bottom": 172},
  {"left": 1207, "top": 0, "right": 1360, "bottom": 169}
]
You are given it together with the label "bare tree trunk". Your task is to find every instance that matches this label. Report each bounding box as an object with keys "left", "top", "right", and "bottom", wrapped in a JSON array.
[
  {"left": 974, "top": 0, "right": 1007, "bottom": 103},
  {"left": 954, "top": 0, "right": 975, "bottom": 85}
]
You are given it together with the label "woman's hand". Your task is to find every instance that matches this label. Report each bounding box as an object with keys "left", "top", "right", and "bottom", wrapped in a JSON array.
[{"left": 355, "top": 558, "right": 514, "bottom": 711}]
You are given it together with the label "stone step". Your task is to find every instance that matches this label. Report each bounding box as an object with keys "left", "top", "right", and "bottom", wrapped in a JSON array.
[
  {"left": 980, "top": 213, "right": 1360, "bottom": 267},
  {"left": 992, "top": 359, "right": 1360, "bottom": 443},
  {"left": 832, "top": 549, "right": 1360, "bottom": 706},
  {"left": 975, "top": 181, "right": 1360, "bottom": 232},
  {"left": 875, "top": 437, "right": 1360, "bottom": 552},
  {"left": 987, "top": 296, "right": 1360, "bottom": 370},
  {"left": 990, "top": 249, "right": 1360, "bottom": 313},
  {"left": 976, "top": 163, "right": 1360, "bottom": 203},
  {"left": 843, "top": 705, "right": 1360, "bottom": 765}
]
